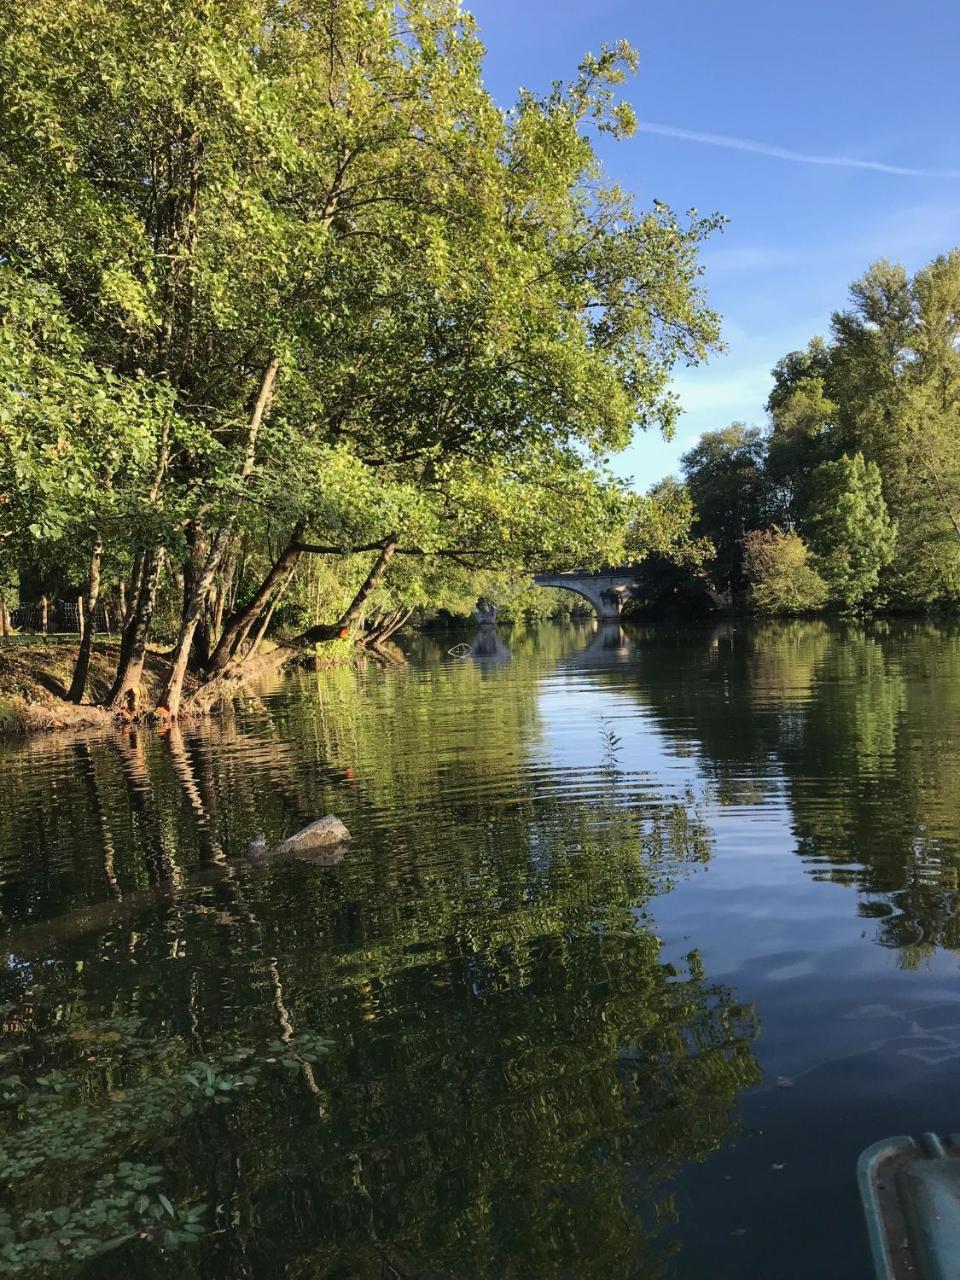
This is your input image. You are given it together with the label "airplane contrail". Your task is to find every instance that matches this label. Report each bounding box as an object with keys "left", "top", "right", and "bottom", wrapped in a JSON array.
[{"left": 634, "top": 122, "right": 960, "bottom": 179}]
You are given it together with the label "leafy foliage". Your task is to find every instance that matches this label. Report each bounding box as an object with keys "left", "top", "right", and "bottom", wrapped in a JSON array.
[
  {"left": 655, "top": 251, "right": 960, "bottom": 618},
  {"left": 742, "top": 527, "right": 828, "bottom": 615},
  {"left": 0, "top": 1013, "right": 332, "bottom": 1275},
  {"left": 681, "top": 424, "right": 772, "bottom": 598},
  {"left": 804, "top": 452, "right": 897, "bottom": 608},
  {"left": 0, "top": 0, "right": 724, "bottom": 704}
]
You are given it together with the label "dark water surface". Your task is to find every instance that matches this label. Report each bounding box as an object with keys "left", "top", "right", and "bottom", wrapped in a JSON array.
[{"left": 3, "top": 620, "right": 960, "bottom": 1278}]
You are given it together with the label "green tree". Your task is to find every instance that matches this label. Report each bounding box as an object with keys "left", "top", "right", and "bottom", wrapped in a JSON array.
[
  {"left": 804, "top": 452, "right": 897, "bottom": 608},
  {"left": 625, "top": 476, "right": 723, "bottom": 615},
  {"left": 741, "top": 526, "right": 827, "bottom": 615},
  {"left": 813, "top": 253, "right": 960, "bottom": 605},
  {"left": 0, "top": 264, "right": 170, "bottom": 697},
  {"left": 765, "top": 345, "right": 837, "bottom": 523},
  {"left": 628, "top": 475, "right": 713, "bottom": 569},
  {"left": 681, "top": 423, "right": 772, "bottom": 599},
  {"left": 755, "top": 252, "right": 960, "bottom": 611},
  {"left": 0, "top": 1, "right": 723, "bottom": 713}
]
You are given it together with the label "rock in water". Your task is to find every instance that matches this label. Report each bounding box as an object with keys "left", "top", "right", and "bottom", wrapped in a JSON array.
[
  {"left": 246, "top": 833, "right": 268, "bottom": 863},
  {"left": 271, "top": 816, "right": 351, "bottom": 856}
]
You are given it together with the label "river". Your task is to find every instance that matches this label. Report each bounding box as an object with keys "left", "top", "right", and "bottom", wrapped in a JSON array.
[{"left": 3, "top": 619, "right": 960, "bottom": 1278}]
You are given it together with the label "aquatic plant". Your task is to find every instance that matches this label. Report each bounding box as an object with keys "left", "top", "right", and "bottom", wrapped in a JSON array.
[{"left": 0, "top": 1014, "right": 332, "bottom": 1276}]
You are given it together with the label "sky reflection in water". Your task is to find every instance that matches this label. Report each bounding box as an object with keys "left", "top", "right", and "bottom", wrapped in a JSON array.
[{"left": 3, "top": 620, "right": 960, "bottom": 1278}]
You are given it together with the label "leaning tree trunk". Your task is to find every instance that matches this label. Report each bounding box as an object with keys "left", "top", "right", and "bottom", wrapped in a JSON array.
[
  {"left": 246, "top": 565, "right": 297, "bottom": 663},
  {"left": 160, "top": 525, "right": 232, "bottom": 715},
  {"left": 206, "top": 520, "right": 305, "bottom": 674},
  {"left": 210, "top": 546, "right": 238, "bottom": 646},
  {"left": 292, "top": 537, "right": 398, "bottom": 647},
  {"left": 160, "top": 356, "right": 280, "bottom": 716},
  {"left": 107, "top": 546, "right": 165, "bottom": 710},
  {"left": 120, "top": 551, "right": 143, "bottom": 630},
  {"left": 110, "top": 556, "right": 146, "bottom": 700},
  {"left": 68, "top": 538, "right": 103, "bottom": 703},
  {"left": 365, "top": 606, "right": 412, "bottom": 647}
]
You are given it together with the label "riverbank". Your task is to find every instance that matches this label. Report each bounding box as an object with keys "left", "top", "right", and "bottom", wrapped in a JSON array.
[
  {"left": 0, "top": 635, "right": 397, "bottom": 737},
  {"left": 0, "top": 641, "right": 193, "bottom": 735}
]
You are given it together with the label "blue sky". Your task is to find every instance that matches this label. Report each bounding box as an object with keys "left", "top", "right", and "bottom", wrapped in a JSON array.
[{"left": 468, "top": 0, "right": 960, "bottom": 489}]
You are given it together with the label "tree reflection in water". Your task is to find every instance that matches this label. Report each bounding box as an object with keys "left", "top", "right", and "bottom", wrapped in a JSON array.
[
  {"left": 0, "top": 638, "right": 760, "bottom": 1279},
  {"left": 605, "top": 619, "right": 960, "bottom": 966}
]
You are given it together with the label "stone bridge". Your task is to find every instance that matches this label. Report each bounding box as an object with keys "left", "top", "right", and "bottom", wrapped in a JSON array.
[{"left": 533, "top": 568, "right": 638, "bottom": 621}]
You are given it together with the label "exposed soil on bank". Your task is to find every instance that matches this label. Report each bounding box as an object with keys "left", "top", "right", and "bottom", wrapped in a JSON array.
[
  {"left": 0, "top": 636, "right": 399, "bottom": 738},
  {"left": 0, "top": 641, "right": 196, "bottom": 735}
]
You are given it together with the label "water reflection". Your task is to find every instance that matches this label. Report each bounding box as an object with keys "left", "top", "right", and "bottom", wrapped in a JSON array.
[
  {"left": 468, "top": 624, "right": 511, "bottom": 664},
  {"left": 596, "top": 620, "right": 960, "bottom": 963},
  {"left": 0, "top": 636, "right": 760, "bottom": 1279},
  {"left": 562, "top": 622, "right": 634, "bottom": 667}
]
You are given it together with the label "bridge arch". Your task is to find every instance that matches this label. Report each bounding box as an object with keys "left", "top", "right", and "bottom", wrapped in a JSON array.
[{"left": 533, "top": 570, "right": 636, "bottom": 621}]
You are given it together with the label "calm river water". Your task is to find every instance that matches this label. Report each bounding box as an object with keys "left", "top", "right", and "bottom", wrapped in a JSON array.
[{"left": 3, "top": 620, "right": 960, "bottom": 1278}]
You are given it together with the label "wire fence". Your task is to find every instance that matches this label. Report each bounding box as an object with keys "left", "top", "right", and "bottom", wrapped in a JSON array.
[{"left": 6, "top": 599, "right": 116, "bottom": 635}]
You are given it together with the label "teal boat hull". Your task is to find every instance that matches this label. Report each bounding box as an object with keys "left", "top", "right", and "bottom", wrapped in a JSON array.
[{"left": 859, "top": 1134, "right": 960, "bottom": 1279}]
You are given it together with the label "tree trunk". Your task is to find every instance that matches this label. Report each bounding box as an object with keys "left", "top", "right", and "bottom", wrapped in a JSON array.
[
  {"left": 121, "top": 551, "right": 143, "bottom": 630},
  {"left": 111, "top": 557, "right": 146, "bottom": 698},
  {"left": 247, "top": 565, "right": 296, "bottom": 663},
  {"left": 365, "top": 607, "right": 412, "bottom": 646},
  {"left": 160, "top": 356, "right": 280, "bottom": 716},
  {"left": 40, "top": 595, "right": 48, "bottom": 634},
  {"left": 182, "top": 523, "right": 204, "bottom": 658},
  {"left": 0, "top": 594, "right": 10, "bottom": 638},
  {"left": 68, "top": 539, "right": 103, "bottom": 703},
  {"left": 229, "top": 607, "right": 262, "bottom": 668},
  {"left": 293, "top": 537, "right": 398, "bottom": 646},
  {"left": 160, "top": 529, "right": 231, "bottom": 714},
  {"left": 210, "top": 547, "right": 237, "bottom": 645},
  {"left": 183, "top": 522, "right": 218, "bottom": 670},
  {"left": 206, "top": 521, "right": 305, "bottom": 674},
  {"left": 333, "top": 537, "right": 398, "bottom": 632},
  {"left": 107, "top": 546, "right": 165, "bottom": 710}
]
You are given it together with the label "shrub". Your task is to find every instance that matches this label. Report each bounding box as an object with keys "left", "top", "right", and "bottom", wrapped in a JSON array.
[{"left": 742, "top": 527, "right": 828, "bottom": 615}]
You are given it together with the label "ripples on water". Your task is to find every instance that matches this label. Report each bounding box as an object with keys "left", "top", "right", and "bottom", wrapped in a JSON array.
[{"left": 3, "top": 619, "right": 960, "bottom": 1278}]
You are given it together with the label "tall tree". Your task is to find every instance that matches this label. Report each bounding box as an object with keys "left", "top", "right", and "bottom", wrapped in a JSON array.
[
  {"left": 1, "top": 3, "right": 724, "bottom": 713},
  {"left": 758, "top": 252, "right": 960, "bottom": 609},
  {"left": 681, "top": 424, "right": 772, "bottom": 600},
  {"left": 803, "top": 452, "right": 897, "bottom": 609}
]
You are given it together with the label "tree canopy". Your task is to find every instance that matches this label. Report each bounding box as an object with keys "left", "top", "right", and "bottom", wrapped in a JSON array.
[
  {"left": 0, "top": 0, "right": 723, "bottom": 708},
  {"left": 639, "top": 250, "right": 960, "bottom": 618}
]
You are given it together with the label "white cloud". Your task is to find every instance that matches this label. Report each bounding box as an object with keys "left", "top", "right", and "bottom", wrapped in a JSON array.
[{"left": 635, "top": 122, "right": 960, "bottom": 179}]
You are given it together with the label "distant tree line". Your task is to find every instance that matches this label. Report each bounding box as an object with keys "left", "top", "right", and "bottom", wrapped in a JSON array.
[{"left": 633, "top": 252, "right": 960, "bottom": 616}]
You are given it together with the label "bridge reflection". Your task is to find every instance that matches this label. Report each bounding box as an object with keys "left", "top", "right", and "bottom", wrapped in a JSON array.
[
  {"left": 468, "top": 621, "right": 634, "bottom": 668},
  {"left": 561, "top": 622, "right": 634, "bottom": 666}
]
